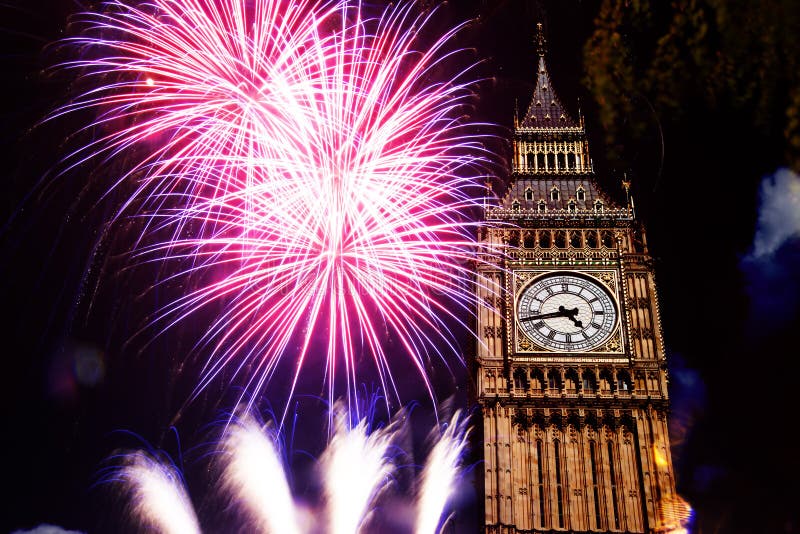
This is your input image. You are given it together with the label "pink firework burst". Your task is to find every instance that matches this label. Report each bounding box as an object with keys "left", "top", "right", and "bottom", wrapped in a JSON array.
[{"left": 55, "top": 0, "right": 492, "bottom": 419}]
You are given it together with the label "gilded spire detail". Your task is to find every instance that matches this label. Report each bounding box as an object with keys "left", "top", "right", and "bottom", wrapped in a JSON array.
[{"left": 536, "top": 22, "right": 546, "bottom": 57}]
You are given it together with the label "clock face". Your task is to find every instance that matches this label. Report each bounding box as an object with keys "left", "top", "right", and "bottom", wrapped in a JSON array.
[{"left": 516, "top": 273, "right": 618, "bottom": 352}]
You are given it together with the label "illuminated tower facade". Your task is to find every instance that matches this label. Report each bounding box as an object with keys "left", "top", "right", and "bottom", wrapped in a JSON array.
[{"left": 474, "top": 25, "right": 683, "bottom": 533}]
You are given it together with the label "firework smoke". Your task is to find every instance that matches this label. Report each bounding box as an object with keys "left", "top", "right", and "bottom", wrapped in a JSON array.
[
  {"left": 114, "top": 452, "right": 201, "bottom": 534},
  {"left": 321, "top": 411, "right": 396, "bottom": 534},
  {"left": 112, "top": 409, "right": 468, "bottom": 533},
  {"left": 219, "top": 413, "right": 303, "bottom": 534},
  {"left": 415, "top": 412, "right": 469, "bottom": 534}
]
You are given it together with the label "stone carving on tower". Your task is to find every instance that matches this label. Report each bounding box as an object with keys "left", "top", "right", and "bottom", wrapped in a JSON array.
[{"left": 473, "top": 23, "right": 684, "bottom": 533}]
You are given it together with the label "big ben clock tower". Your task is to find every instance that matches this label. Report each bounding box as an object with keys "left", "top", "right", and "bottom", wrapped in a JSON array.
[{"left": 474, "top": 24, "right": 685, "bottom": 533}]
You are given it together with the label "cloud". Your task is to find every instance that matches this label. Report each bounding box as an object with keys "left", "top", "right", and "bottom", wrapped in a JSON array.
[
  {"left": 749, "top": 168, "right": 800, "bottom": 258},
  {"left": 11, "top": 525, "right": 85, "bottom": 534},
  {"left": 740, "top": 168, "right": 800, "bottom": 333}
]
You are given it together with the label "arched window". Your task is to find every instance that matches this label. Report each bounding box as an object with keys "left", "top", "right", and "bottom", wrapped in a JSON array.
[
  {"left": 511, "top": 199, "right": 520, "bottom": 210},
  {"left": 582, "top": 370, "right": 597, "bottom": 394},
  {"left": 617, "top": 371, "right": 632, "bottom": 394},
  {"left": 538, "top": 230, "right": 551, "bottom": 248},
  {"left": 635, "top": 372, "right": 646, "bottom": 392},
  {"left": 586, "top": 230, "right": 599, "bottom": 248},
  {"left": 589, "top": 441, "right": 603, "bottom": 529},
  {"left": 570, "top": 230, "right": 582, "bottom": 248},
  {"left": 550, "top": 409, "right": 562, "bottom": 428},
  {"left": 550, "top": 187, "right": 560, "bottom": 201},
  {"left": 536, "top": 440, "right": 546, "bottom": 528},
  {"left": 523, "top": 232, "right": 535, "bottom": 248},
  {"left": 564, "top": 369, "right": 579, "bottom": 394},
  {"left": 513, "top": 368, "right": 529, "bottom": 392},
  {"left": 556, "top": 152, "right": 566, "bottom": 170},
  {"left": 525, "top": 187, "right": 534, "bottom": 201},
  {"left": 576, "top": 186, "right": 586, "bottom": 201},
  {"left": 608, "top": 442, "right": 620, "bottom": 529},
  {"left": 538, "top": 200, "right": 547, "bottom": 213},
  {"left": 567, "top": 152, "right": 576, "bottom": 169},
  {"left": 547, "top": 152, "right": 555, "bottom": 170},
  {"left": 530, "top": 369, "right": 544, "bottom": 392},
  {"left": 599, "top": 369, "right": 613, "bottom": 393},
  {"left": 594, "top": 200, "right": 604, "bottom": 212},
  {"left": 554, "top": 439, "right": 565, "bottom": 528},
  {"left": 547, "top": 370, "right": 561, "bottom": 393},
  {"left": 526, "top": 152, "right": 535, "bottom": 168},
  {"left": 554, "top": 230, "right": 567, "bottom": 249},
  {"left": 568, "top": 200, "right": 577, "bottom": 213},
  {"left": 601, "top": 230, "right": 615, "bottom": 248},
  {"left": 537, "top": 153, "right": 545, "bottom": 169}
]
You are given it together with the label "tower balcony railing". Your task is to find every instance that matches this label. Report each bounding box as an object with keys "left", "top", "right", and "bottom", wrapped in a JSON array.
[
  {"left": 512, "top": 163, "right": 591, "bottom": 174},
  {"left": 511, "top": 248, "right": 619, "bottom": 262},
  {"left": 508, "top": 388, "right": 632, "bottom": 399},
  {"left": 514, "top": 125, "right": 586, "bottom": 135},
  {"left": 485, "top": 206, "right": 634, "bottom": 222}
]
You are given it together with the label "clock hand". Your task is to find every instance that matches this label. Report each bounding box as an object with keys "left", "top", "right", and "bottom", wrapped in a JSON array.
[
  {"left": 563, "top": 306, "right": 583, "bottom": 327},
  {"left": 520, "top": 311, "right": 563, "bottom": 321},
  {"left": 520, "top": 305, "right": 573, "bottom": 322}
]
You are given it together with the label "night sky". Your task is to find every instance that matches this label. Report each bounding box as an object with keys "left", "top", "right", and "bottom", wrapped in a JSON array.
[{"left": 2, "top": 1, "right": 799, "bottom": 533}]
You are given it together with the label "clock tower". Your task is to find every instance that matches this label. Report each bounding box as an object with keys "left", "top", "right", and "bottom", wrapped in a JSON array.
[{"left": 474, "top": 24, "right": 685, "bottom": 533}]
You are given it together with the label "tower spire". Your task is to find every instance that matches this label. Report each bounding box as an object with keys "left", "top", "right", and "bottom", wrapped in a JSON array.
[{"left": 518, "top": 23, "right": 577, "bottom": 129}]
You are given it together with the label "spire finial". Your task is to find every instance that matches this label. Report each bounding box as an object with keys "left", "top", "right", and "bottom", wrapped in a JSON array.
[
  {"left": 536, "top": 22, "right": 546, "bottom": 57},
  {"left": 622, "top": 173, "right": 633, "bottom": 212}
]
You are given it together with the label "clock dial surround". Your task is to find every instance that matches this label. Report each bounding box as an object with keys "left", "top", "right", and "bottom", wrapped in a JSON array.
[{"left": 516, "top": 273, "right": 617, "bottom": 352}]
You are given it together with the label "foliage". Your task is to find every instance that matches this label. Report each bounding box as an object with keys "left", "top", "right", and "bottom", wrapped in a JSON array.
[{"left": 583, "top": 0, "right": 800, "bottom": 170}]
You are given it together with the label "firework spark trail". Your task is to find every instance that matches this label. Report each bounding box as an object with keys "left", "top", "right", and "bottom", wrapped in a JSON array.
[
  {"left": 56, "top": 0, "right": 491, "bottom": 420},
  {"left": 415, "top": 411, "right": 470, "bottom": 534},
  {"left": 220, "top": 413, "right": 303, "bottom": 534},
  {"left": 115, "top": 452, "right": 201, "bottom": 534},
  {"left": 321, "top": 410, "right": 396, "bottom": 534}
]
